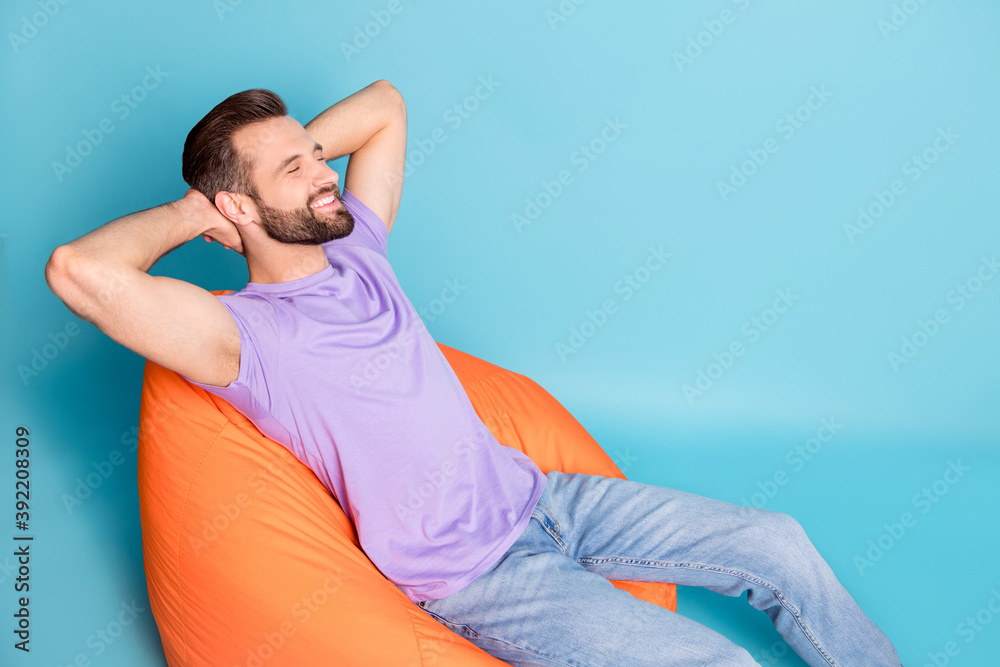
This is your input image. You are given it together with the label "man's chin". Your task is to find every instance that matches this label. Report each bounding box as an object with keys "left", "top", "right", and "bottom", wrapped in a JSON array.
[
  {"left": 321, "top": 210, "right": 354, "bottom": 231},
  {"left": 315, "top": 217, "right": 354, "bottom": 244},
  {"left": 256, "top": 200, "right": 354, "bottom": 245}
]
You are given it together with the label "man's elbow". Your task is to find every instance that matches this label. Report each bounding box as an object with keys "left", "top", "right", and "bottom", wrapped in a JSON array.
[
  {"left": 45, "top": 245, "right": 93, "bottom": 320},
  {"left": 375, "top": 78, "right": 401, "bottom": 97},
  {"left": 376, "top": 79, "right": 406, "bottom": 116},
  {"left": 45, "top": 245, "right": 77, "bottom": 297}
]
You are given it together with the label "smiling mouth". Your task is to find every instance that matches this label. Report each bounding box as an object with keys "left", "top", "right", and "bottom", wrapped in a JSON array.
[{"left": 309, "top": 192, "right": 339, "bottom": 210}]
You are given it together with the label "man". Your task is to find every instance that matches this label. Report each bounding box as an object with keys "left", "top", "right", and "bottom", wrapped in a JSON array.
[{"left": 45, "top": 81, "right": 903, "bottom": 666}]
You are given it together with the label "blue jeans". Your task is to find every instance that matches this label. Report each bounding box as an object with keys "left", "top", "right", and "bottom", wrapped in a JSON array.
[{"left": 415, "top": 470, "right": 902, "bottom": 666}]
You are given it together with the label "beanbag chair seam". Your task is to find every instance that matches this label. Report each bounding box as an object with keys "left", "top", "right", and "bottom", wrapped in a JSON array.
[
  {"left": 405, "top": 605, "right": 428, "bottom": 667},
  {"left": 463, "top": 368, "right": 506, "bottom": 391}
]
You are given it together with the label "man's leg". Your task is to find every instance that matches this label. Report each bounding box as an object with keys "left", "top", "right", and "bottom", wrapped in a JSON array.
[
  {"left": 417, "top": 490, "right": 761, "bottom": 666},
  {"left": 542, "top": 470, "right": 902, "bottom": 666}
]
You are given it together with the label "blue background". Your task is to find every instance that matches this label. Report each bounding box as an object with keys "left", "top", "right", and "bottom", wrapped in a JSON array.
[{"left": 2, "top": 0, "right": 998, "bottom": 665}]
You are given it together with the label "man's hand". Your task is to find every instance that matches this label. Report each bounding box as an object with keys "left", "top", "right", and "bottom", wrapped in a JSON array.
[{"left": 179, "top": 188, "right": 245, "bottom": 257}]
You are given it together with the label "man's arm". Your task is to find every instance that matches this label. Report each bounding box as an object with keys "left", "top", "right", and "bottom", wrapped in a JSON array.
[
  {"left": 304, "top": 79, "right": 406, "bottom": 235},
  {"left": 44, "top": 189, "right": 243, "bottom": 388}
]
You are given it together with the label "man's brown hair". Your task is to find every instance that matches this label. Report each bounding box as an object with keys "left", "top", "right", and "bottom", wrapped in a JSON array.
[{"left": 182, "top": 88, "right": 287, "bottom": 203}]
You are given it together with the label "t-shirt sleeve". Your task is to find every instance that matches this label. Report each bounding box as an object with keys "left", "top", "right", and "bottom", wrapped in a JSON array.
[
  {"left": 326, "top": 187, "right": 388, "bottom": 257},
  {"left": 177, "top": 295, "right": 279, "bottom": 416}
]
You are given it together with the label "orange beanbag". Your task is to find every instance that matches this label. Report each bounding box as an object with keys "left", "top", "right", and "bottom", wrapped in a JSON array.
[{"left": 137, "top": 291, "right": 677, "bottom": 666}]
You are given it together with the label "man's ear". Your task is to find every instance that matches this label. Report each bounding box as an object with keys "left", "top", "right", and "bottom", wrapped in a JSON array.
[{"left": 214, "top": 190, "right": 254, "bottom": 226}]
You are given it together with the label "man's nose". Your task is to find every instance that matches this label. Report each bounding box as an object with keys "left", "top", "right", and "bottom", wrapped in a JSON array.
[{"left": 315, "top": 160, "right": 339, "bottom": 187}]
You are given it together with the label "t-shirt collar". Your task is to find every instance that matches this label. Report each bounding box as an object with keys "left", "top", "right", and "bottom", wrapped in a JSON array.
[{"left": 244, "top": 262, "right": 334, "bottom": 294}]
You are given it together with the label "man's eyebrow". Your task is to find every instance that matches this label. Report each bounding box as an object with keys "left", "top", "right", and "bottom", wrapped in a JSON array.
[{"left": 274, "top": 142, "right": 324, "bottom": 176}]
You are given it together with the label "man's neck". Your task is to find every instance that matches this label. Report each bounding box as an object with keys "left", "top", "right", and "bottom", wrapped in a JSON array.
[{"left": 246, "top": 244, "right": 330, "bottom": 285}]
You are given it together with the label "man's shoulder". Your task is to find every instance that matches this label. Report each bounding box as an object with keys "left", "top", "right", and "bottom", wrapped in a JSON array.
[{"left": 205, "top": 291, "right": 283, "bottom": 333}]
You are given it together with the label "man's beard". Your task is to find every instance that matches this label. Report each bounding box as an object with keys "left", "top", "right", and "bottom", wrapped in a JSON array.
[{"left": 254, "top": 184, "right": 355, "bottom": 245}]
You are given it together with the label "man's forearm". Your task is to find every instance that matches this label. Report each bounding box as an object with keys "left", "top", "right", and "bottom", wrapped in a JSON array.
[
  {"left": 56, "top": 197, "right": 210, "bottom": 274},
  {"left": 304, "top": 79, "right": 404, "bottom": 161},
  {"left": 45, "top": 196, "right": 217, "bottom": 323}
]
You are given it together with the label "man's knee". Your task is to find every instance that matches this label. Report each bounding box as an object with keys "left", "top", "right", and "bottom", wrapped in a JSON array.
[
  {"left": 746, "top": 508, "right": 813, "bottom": 557},
  {"left": 766, "top": 510, "right": 808, "bottom": 540}
]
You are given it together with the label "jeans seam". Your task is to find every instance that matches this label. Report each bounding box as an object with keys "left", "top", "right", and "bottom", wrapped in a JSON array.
[
  {"left": 575, "top": 556, "right": 838, "bottom": 667},
  {"left": 532, "top": 502, "right": 568, "bottom": 556},
  {"left": 418, "top": 606, "right": 481, "bottom": 637}
]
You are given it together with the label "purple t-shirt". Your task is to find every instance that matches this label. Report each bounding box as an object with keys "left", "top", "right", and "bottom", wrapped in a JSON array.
[{"left": 179, "top": 188, "right": 546, "bottom": 603}]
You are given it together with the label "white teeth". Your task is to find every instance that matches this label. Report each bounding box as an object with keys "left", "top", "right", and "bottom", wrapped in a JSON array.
[{"left": 311, "top": 194, "right": 335, "bottom": 208}]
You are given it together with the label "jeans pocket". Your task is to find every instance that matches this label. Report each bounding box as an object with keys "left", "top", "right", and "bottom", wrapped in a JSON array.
[{"left": 531, "top": 501, "right": 567, "bottom": 555}]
